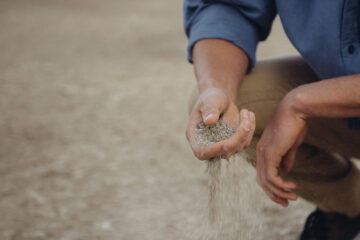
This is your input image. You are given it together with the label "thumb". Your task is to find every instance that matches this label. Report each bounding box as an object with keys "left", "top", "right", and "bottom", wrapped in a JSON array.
[
  {"left": 201, "top": 107, "right": 221, "bottom": 126},
  {"left": 281, "top": 127, "right": 307, "bottom": 172},
  {"left": 198, "top": 88, "right": 228, "bottom": 126},
  {"left": 282, "top": 147, "right": 297, "bottom": 172}
]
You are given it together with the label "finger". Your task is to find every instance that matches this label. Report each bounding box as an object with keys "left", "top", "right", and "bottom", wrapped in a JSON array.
[
  {"left": 263, "top": 185, "right": 289, "bottom": 207},
  {"left": 266, "top": 182, "right": 298, "bottom": 201},
  {"left": 244, "top": 111, "right": 256, "bottom": 148},
  {"left": 258, "top": 146, "right": 289, "bottom": 207},
  {"left": 281, "top": 127, "right": 306, "bottom": 172},
  {"left": 200, "top": 137, "right": 239, "bottom": 160},
  {"left": 281, "top": 147, "right": 297, "bottom": 172},
  {"left": 240, "top": 109, "right": 251, "bottom": 132},
  {"left": 186, "top": 110, "right": 208, "bottom": 160},
  {"left": 264, "top": 153, "right": 296, "bottom": 190},
  {"left": 192, "top": 140, "right": 228, "bottom": 160},
  {"left": 186, "top": 110, "right": 202, "bottom": 141},
  {"left": 267, "top": 170, "right": 296, "bottom": 191},
  {"left": 200, "top": 98, "right": 226, "bottom": 126},
  {"left": 223, "top": 109, "right": 251, "bottom": 152},
  {"left": 257, "top": 147, "right": 287, "bottom": 206},
  {"left": 189, "top": 110, "right": 251, "bottom": 160},
  {"left": 201, "top": 109, "right": 221, "bottom": 126}
]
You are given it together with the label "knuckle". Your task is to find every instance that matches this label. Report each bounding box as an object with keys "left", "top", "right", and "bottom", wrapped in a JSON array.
[
  {"left": 200, "top": 103, "right": 217, "bottom": 113},
  {"left": 221, "top": 142, "right": 237, "bottom": 154},
  {"left": 224, "top": 141, "right": 236, "bottom": 152},
  {"left": 270, "top": 177, "right": 281, "bottom": 188}
]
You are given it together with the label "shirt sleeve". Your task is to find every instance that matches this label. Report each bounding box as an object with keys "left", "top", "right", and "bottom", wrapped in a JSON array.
[{"left": 183, "top": 0, "right": 277, "bottom": 71}]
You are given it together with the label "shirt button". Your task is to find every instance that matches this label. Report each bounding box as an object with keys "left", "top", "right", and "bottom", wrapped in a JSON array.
[{"left": 348, "top": 45, "right": 355, "bottom": 54}]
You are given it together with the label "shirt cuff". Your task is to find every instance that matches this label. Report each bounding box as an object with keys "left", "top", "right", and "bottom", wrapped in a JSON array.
[{"left": 186, "top": 3, "right": 260, "bottom": 72}]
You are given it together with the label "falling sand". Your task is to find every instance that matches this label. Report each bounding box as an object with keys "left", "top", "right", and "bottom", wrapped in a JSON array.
[
  {"left": 195, "top": 121, "right": 263, "bottom": 240},
  {"left": 195, "top": 122, "right": 236, "bottom": 224}
]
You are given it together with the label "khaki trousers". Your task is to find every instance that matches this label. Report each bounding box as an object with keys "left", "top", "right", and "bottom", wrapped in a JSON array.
[{"left": 189, "top": 56, "right": 360, "bottom": 217}]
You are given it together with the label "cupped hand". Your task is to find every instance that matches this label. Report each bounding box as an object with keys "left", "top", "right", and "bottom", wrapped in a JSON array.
[
  {"left": 256, "top": 94, "right": 307, "bottom": 207},
  {"left": 186, "top": 88, "right": 256, "bottom": 160}
]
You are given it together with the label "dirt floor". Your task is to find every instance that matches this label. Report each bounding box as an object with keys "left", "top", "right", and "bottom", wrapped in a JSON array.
[{"left": 0, "top": 0, "right": 322, "bottom": 239}]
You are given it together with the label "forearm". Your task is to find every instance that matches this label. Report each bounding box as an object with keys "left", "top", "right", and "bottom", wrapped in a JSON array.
[
  {"left": 288, "top": 74, "right": 360, "bottom": 118},
  {"left": 193, "top": 39, "right": 249, "bottom": 102}
]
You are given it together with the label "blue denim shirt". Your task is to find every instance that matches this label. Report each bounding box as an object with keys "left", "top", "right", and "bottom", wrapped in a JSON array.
[{"left": 183, "top": 0, "right": 360, "bottom": 129}]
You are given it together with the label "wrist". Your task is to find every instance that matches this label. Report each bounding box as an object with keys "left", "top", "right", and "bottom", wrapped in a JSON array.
[
  {"left": 281, "top": 87, "right": 308, "bottom": 120},
  {"left": 198, "top": 78, "right": 238, "bottom": 102}
]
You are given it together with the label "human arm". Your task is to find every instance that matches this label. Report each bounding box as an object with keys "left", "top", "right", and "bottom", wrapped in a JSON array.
[
  {"left": 186, "top": 39, "right": 256, "bottom": 160},
  {"left": 183, "top": 0, "right": 277, "bottom": 159},
  {"left": 289, "top": 74, "right": 360, "bottom": 118},
  {"left": 257, "top": 74, "right": 360, "bottom": 207}
]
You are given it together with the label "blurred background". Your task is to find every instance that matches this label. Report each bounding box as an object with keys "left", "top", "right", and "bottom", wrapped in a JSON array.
[{"left": 0, "top": 0, "right": 314, "bottom": 239}]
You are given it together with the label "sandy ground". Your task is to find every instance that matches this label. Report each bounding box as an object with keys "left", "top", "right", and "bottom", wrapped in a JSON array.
[{"left": 0, "top": 1, "right": 320, "bottom": 239}]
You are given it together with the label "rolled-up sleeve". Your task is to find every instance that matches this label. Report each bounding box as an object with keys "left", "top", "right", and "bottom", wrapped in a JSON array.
[{"left": 183, "top": 0, "right": 277, "bottom": 71}]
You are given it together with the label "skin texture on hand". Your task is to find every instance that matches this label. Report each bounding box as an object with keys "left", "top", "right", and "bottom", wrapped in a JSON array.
[
  {"left": 256, "top": 92, "right": 307, "bottom": 207},
  {"left": 193, "top": 39, "right": 249, "bottom": 102},
  {"left": 188, "top": 39, "right": 360, "bottom": 208},
  {"left": 186, "top": 39, "right": 255, "bottom": 160},
  {"left": 186, "top": 87, "right": 256, "bottom": 160},
  {"left": 289, "top": 75, "right": 360, "bottom": 118},
  {"left": 256, "top": 76, "right": 360, "bottom": 207}
]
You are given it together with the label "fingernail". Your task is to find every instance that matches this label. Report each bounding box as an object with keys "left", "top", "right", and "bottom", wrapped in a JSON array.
[
  {"left": 250, "top": 112, "right": 255, "bottom": 121},
  {"left": 205, "top": 113, "right": 216, "bottom": 122},
  {"left": 241, "top": 110, "right": 248, "bottom": 118},
  {"left": 223, "top": 144, "right": 229, "bottom": 151}
]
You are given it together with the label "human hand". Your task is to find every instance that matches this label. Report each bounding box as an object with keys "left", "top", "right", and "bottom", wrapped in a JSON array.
[
  {"left": 186, "top": 88, "right": 256, "bottom": 160},
  {"left": 256, "top": 93, "right": 307, "bottom": 207}
]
